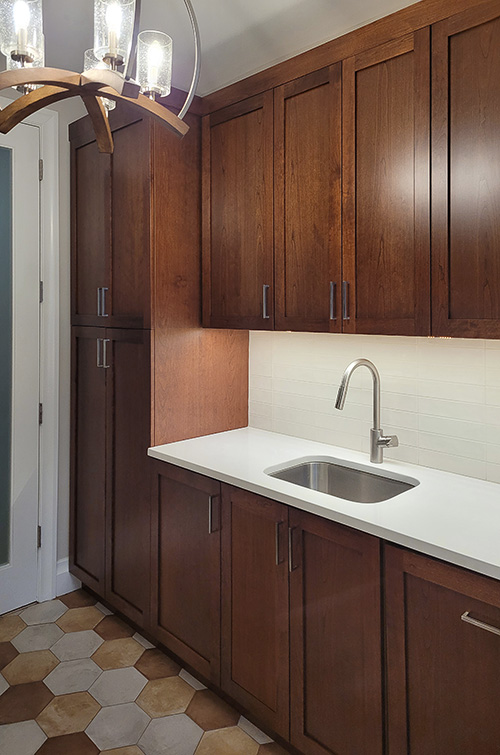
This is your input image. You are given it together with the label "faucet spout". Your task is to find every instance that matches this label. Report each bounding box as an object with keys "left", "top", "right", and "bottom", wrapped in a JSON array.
[{"left": 335, "top": 358, "right": 397, "bottom": 463}]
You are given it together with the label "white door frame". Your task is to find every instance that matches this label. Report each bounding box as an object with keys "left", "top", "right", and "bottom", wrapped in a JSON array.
[{"left": 0, "top": 96, "right": 60, "bottom": 604}]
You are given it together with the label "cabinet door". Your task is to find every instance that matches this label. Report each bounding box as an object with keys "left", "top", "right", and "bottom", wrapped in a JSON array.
[
  {"left": 202, "top": 93, "right": 274, "bottom": 329},
  {"left": 342, "top": 30, "right": 430, "bottom": 335},
  {"left": 70, "top": 326, "right": 106, "bottom": 596},
  {"left": 289, "top": 510, "right": 383, "bottom": 755},
  {"left": 432, "top": 4, "right": 500, "bottom": 338},
  {"left": 385, "top": 545, "right": 500, "bottom": 754},
  {"left": 71, "top": 141, "right": 111, "bottom": 326},
  {"left": 221, "top": 486, "right": 289, "bottom": 738},
  {"left": 105, "top": 328, "right": 152, "bottom": 627},
  {"left": 274, "top": 66, "right": 342, "bottom": 332},
  {"left": 150, "top": 462, "right": 221, "bottom": 684}
]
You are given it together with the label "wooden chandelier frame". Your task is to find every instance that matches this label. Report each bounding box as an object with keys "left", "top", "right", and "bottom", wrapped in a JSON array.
[{"left": 0, "top": 0, "right": 201, "bottom": 153}]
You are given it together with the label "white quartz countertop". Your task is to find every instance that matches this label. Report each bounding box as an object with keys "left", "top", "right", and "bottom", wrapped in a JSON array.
[{"left": 148, "top": 427, "right": 500, "bottom": 581}]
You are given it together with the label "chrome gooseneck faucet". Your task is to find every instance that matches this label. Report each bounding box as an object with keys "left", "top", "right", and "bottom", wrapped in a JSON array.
[{"left": 335, "top": 358, "right": 398, "bottom": 463}]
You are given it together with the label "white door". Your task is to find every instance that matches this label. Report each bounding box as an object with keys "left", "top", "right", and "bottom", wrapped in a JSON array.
[{"left": 0, "top": 121, "right": 41, "bottom": 614}]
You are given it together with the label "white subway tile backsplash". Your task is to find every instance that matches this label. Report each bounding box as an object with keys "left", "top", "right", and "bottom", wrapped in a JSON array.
[{"left": 249, "top": 332, "right": 500, "bottom": 483}]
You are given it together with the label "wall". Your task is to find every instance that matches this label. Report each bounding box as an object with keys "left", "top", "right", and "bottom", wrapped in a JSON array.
[{"left": 249, "top": 332, "right": 500, "bottom": 483}]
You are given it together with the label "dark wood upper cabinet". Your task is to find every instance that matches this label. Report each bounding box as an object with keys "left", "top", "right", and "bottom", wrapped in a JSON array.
[
  {"left": 289, "top": 509, "right": 383, "bottom": 755},
  {"left": 274, "top": 66, "right": 342, "bottom": 332},
  {"left": 202, "top": 92, "right": 274, "bottom": 330},
  {"left": 221, "top": 485, "right": 289, "bottom": 739},
  {"left": 342, "top": 30, "right": 431, "bottom": 336},
  {"left": 150, "top": 462, "right": 221, "bottom": 685},
  {"left": 432, "top": 2, "right": 500, "bottom": 338},
  {"left": 385, "top": 544, "right": 500, "bottom": 754}
]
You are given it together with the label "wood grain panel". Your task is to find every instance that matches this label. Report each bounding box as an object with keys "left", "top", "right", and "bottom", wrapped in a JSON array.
[
  {"left": 289, "top": 509, "right": 383, "bottom": 755},
  {"left": 105, "top": 329, "right": 152, "bottom": 627},
  {"left": 70, "top": 327, "right": 106, "bottom": 596},
  {"left": 342, "top": 30, "right": 430, "bottom": 335},
  {"left": 71, "top": 143, "right": 111, "bottom": 326},
  {"left": 385, "top": 545, "right": 500, "bottom": 754},
  {"left": 274, "top": 66, "right": 342, "bottom": 332},
  {"left": 221, "top": 485, "right": 289, "bottom": 739},
  {"left": 203, "top": 93, "right": 274, "bottom": 329},
  {"left": 432, "top": 6, "right": 500, "bottom": 337},
  {"left": 150, "top": 461, "right": 221, "bottom": 684}
]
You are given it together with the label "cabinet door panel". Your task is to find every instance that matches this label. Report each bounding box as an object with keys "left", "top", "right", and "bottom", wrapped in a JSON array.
[
  {"left": 221, "top": 485, "right": 289, "bottom": 738},
  {"left": 150, "top": 462, "right": 221, "bottom": 684},
  {"left": 385, "top": 545, "right": 500, "bottom": 754},
  {"left": 70, "top": 327, "right": 106, "bottom": 595},
  {"left": 289, "top": 510, "right": 383, "bottom": 755},
  {"left": 343, "top": 31, "right": 430, "bottom": 335},
  {"left": 203, "top": 93, "right": 274, "bottom": 329},
  {"left": 71, "top": 144, "right": 111, "bottom": 326},
  {"left": 105, "top": 329, "right": 152, "bottom": 627},
  {"left": 274, "top": 66, "right": 342, "bottom": 332},
  {"left": 432, "top": 4, "right": 500, "bottom": 337}
]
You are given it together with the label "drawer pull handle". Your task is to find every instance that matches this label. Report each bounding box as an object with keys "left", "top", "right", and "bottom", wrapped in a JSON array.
[
  {"left": 329, "top": 281, "right": 337, "bottom": 320},
  {"left": 461, "top": 611, "right": 500, "bottom": 637},
  {"left": 262, "top": 284, "right": 270, "bottom": 320},
  {"left": 342, "top": 281, "right": 350, "bottom": 321}
]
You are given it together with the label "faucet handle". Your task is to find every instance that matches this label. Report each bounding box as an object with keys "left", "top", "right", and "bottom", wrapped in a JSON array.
[{"left": 378, "top": 433, "right": 399, "bottom": 448}]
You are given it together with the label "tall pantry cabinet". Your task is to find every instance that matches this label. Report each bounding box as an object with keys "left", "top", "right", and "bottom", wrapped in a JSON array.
[{"left": 69, "top": 104, "right": 249, "bottom": 628}]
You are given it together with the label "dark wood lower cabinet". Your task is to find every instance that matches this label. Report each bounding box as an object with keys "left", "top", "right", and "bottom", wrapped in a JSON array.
[
  {"left": 289, "top": 509, "right": 383, "bottom": 755},
  {"left": 150, "top": 462, "right": 221, "bottom": 685},
  {"left": 385, "top": 545, "right": 500, "bottom": 755},
  {"left": 221, "top": 485, "right": 290, "bottom": 739}
]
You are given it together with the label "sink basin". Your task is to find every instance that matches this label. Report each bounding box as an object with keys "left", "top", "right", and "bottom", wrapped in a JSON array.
[{"left": 266, "top": 457, "right": 419, "bottom": 503}]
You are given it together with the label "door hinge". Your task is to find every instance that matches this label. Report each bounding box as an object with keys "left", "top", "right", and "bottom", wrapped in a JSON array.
[
  {"left": 37, "top": 526, "right": 42, "bottom": 548},
  {"left": 39, "top": 281, "right": 44, "bottom": 303},
  {"left": 39, "top": 403, "right": 43, "bottom": 425},
  {"left": 39, "top": 159, "right": 44, "bottom": 181}
]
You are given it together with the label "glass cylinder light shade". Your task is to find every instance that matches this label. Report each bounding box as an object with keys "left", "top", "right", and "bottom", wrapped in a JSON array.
[
  {"left": 0, "top": 0, "right": 44, "bottom": 65},
  {"left": 137, "top": 31, "right": 172, "bottom": 99},
  {"left": 94, "top": 0, "right": 135, "bottom": 68},
  {"left": 83, "top": 49, "right": 116, "bottom": 113}
]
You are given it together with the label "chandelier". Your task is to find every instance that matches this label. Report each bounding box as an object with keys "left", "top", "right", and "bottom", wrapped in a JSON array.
[{"left": 0, "top": 0, "right": 201, "bottom": 152}]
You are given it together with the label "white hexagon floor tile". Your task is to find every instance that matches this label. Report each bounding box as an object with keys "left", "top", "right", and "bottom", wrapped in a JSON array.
[
  {"left": 51, "top": 629, "right": 104, "bottom": 661},
  {"left": 0, "top": 720, "right": 47, "bottom": 755},
  {"left": 11, "top": 622, "right": 64, "bottom": 653},
  {"left": 89, "top": 666, "right": 148, "bottom": 706},
  {"left": 19, "top": 600, "right": 67, "bottom": 626},
  {"left": 43, "top": 658, "right": 103, "bottom": 695},
  {"left": 86, "top": 702, "right": 150, "bottom": 750},
  {"left": 138, "top": 714, "right": 203, "bottom": 755}
]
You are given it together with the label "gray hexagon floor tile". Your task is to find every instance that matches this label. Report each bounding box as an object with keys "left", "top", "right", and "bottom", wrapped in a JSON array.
[
  {"left": 89, "top": 666, "right": 148, "bottom": 706},
  {"left": 19, "top": 600, "right": 67, "bottom": 626},
  {"left": 86, "top": 702, "right": 150, "bottom": 750},
  {"left": 51, "top": 630, "right": 104, "bottom": 661},
  {"left": 179, "top": 668, "right": 207, "bottom": 691},
  {"left": 0, "top": 673, "right": 8, "bottom": 696},
  {"left": 43, "top": 658, "right": 103, "bottom": 695},
  {"left": 238, "top": 715, "right": 273, "bottom": 744},
  {"left": 0, "top": 720, "right": 47, "bottom": 755},
  {"left": 138, "top": 714, "right": 203, "bottom": 755},
  {"left": 11, "top": 623, "right": 64, "bottom": 653}
]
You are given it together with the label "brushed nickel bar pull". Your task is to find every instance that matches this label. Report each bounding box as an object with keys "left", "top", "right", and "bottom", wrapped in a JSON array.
[
  {"left": 329, "top": 281, "right": 337, "bottom": 320},
  {"left": 97, "top": 287, "right": 102, "bottom": 317},
  {"left": 461, "top": 611, "right": 500, "bottom": 637},
  {"left": 102, "top": 338, "right": 111, "bottom": 369},
  {"left": 208, "top": 496, "right": 213, "bottom": 534},
  {"left": 262, "top": 284, "right": 270, "bottom": 320},
  {"left": 101, "top": 287, "right": 109, "bottom": 317},
  {"left": 288, "top": 527, "right": 299, "bottom": 572},
  {"left": 275, "top": 522, "right": 281, "bottom": 566},
  {"left": 342, "top": 281, "right": 350, "bottom": 321},
  {"left": 96, "top": 338, "right": 103, "bottom": 368}
]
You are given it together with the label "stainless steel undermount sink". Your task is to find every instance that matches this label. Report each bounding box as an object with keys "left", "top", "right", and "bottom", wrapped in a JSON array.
[{"left": 266, "top": 457, "right": 419, "bottom": 503}]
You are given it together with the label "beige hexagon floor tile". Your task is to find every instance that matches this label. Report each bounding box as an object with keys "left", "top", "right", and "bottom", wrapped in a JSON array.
[
  {"left": 195, "top": 726, "right": 260, "bottom": 755},
  {"left": 137, "top": 676, "right": 195, "bottom": 718},
  {"left": 257, "top": 743, "right": 290, "bottom": 754},
  {"left": 36, "top": 691, "right": 101, "bottom": 737},
  {"left": 186, "top": 689, "right": 239, "bottom": 731},
  {"left": 92, "top": 638, "right": 144, "bottom": 670},
  {"left": 0, "top": 614, "right": 26, "bottom": 642},
  {"left": 56, "top": 607, "right": 104, "bottom": 633},
  {"left": 101, "top": 747, "right": 144, "bottom": 755},
  {"left": 2, "top": 650, "right": 59, "bottom": 685}
]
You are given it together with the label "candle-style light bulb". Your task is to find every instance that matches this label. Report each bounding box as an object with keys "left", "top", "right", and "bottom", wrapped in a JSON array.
[
  {"left": 13, "top": 0, "right": 30, "bottom": 56},
  {"left": 147, "top": 40, "right": 163, "bottom": 88},
  {"left": 106, "top": 2, "right": 121, "bottom": 58}
]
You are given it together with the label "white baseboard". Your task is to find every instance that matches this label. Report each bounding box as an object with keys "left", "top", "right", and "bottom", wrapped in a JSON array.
[{"left": 56, "top": 557, "right": 81, "bottom": 596}]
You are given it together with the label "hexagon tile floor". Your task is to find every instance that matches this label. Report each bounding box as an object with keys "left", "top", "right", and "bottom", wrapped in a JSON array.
[{"left": 0, "top": 591, "right": 289, "bottom": 755}]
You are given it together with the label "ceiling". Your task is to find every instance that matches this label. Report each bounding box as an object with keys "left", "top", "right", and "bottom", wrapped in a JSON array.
[{"left": 7, "top": 0, "right": 420, "bottom": 96}]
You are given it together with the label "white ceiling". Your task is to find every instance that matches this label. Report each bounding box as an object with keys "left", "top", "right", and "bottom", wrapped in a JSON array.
[{"left": 10, "top": 0, "right": 420, "bottom": 96}]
